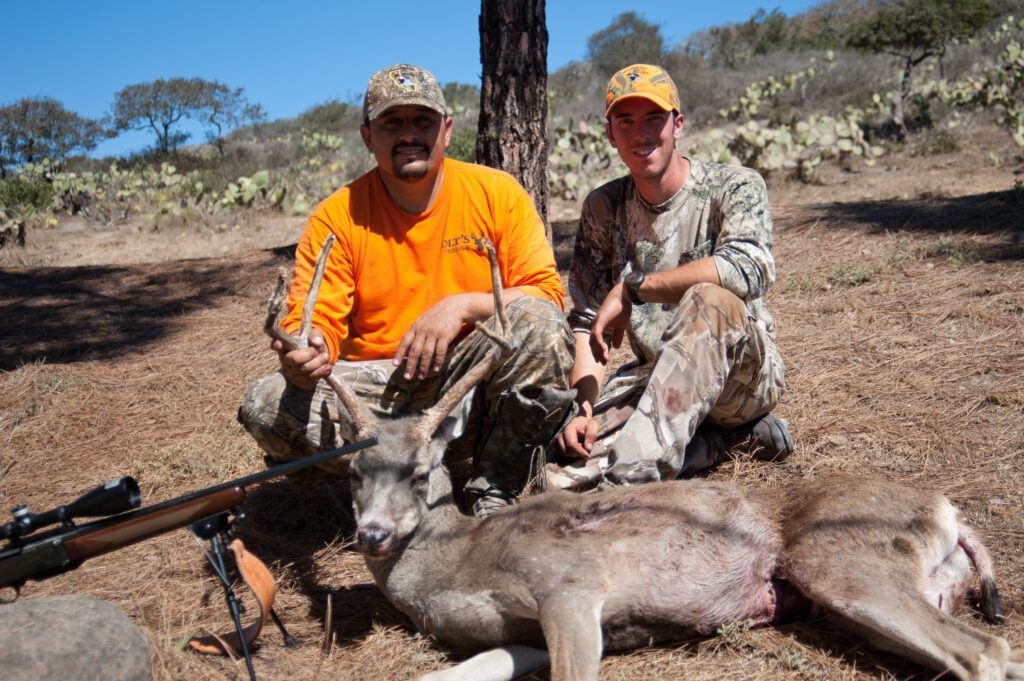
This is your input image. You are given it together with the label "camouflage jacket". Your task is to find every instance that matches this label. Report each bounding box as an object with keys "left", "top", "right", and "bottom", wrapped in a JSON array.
[{"left": 568, "top": 157, "right": 777, "bottom": 364}]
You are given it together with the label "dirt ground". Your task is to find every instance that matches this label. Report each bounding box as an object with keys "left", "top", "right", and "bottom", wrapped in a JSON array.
[{"left": 1, "top": 124, "right": 1022, "bottom": 681}]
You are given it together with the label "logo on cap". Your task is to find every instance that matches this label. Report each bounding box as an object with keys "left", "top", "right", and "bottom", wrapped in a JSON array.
[{"left": 391, "top": 71, "right": 417, "bottom": 93}]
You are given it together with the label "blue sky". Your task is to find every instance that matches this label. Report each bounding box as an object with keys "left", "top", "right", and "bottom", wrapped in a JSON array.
[{"left": 1, "top": 1, "right": 820, "bottom": 156}]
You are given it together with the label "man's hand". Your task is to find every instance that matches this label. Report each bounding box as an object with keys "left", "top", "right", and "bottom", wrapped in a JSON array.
[
  {"left": 556, "top": 413, "right": 598, "bottom": 459},
  {"left": 394, "top": 294, "right": 474, "bottom": 380},
  {"left": 273, "top": 328, "right": 333, "bottom": 390},
  {"left": 590, "top": 282, "right": 631, "bottom": 364}
]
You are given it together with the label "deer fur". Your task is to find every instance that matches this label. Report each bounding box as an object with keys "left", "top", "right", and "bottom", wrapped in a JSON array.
[{"left": 349, "top": 437, "right": 1021, "bottom": 681}]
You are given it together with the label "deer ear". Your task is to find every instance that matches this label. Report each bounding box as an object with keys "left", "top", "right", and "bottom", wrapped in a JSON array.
[
  {"left": 425, "top": 415, "right": 461, "bottom": 467},
  {"left": 433, "top": 414, "right": 462, "bottom": 442}
]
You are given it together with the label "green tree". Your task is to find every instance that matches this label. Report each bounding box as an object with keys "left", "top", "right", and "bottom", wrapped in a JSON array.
[
  {"left": 684, "top": 8, "right": 793, "bottom": 68},
  {"left": 297, "top": 100, "right": 354, "bottom": 130},
  {"left": 112, "top": 77, "right": 262, "bottom": 154},
  {"left": 751, "top": 8, "right": 790, "bottom": 55},
  {"left": 846, "top": 0, "right": 995, "bottom": 139},
  {"left": 587, "top": 12, "right": 665, "bottom": 76},
  {"left": 198, "top": 83, "right": 265, "bottom": 156},
  {"left": 112, "top": 78, "right": 205, "bottom": 153},
  {"left": 0, "top": 97, "right": 106, "bottom": 171}
]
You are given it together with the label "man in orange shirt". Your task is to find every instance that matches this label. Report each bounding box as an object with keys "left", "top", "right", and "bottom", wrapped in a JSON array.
[{"left": 239, "top": 64, "right": 575, "bottom": 516}]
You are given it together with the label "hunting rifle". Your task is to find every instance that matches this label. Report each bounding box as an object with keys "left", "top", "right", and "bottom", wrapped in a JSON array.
[{"left": 0, "top": 436, "right": 377, "bottom": 681}]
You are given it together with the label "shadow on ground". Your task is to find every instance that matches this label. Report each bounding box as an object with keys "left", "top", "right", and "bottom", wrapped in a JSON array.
[
  {"left": 800, "top": 188, "right": 1024, "bottom": 260},
  {"left": 0, "top": 251, "right": 288, "bottom": 370},
  {"left": 239, "top": 477, "right": 356, "bottom": 565},
  {"left": 239, "top": 478, "right": 411, "bottom": 646}
]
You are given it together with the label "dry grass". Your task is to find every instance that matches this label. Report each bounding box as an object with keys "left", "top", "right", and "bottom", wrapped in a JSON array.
[{"left": 1, "top": 143, "right": 1022, "bottom": 680}]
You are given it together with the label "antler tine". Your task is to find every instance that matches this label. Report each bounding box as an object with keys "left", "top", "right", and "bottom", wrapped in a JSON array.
[
  {"left": 264, "top": 268, "right": 303, "bottom": 350},
  {"left": 413, "top": 238, "right": 512, "bottom": 444},
  {"left": 300, "top": 234, "right": 335, "bottom": 340},
  {"left": 473, "top": 324, "right": 515, "bottom": 354},
  {"left": 485, "top": 239, "right": 510, "bottom": 337},
  {"left": 262, "top": 234, "right": 373, "bottom": 440},
  {"left": 413, "top": 355, "right": 500, "bottom": 445},
  {"left": 325, "top": 373, "right": 373, "bottom": 440}
]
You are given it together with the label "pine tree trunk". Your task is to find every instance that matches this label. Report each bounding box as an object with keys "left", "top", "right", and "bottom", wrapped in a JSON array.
[{"left": 477, "top": 0, "right": 551, "bottom": 242}]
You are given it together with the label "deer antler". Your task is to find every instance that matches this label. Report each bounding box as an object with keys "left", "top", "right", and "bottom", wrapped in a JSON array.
[
  {"left": 412, "top": 238, "right": 514, "bottom": 444},
  {"left": 264, "top": 234, "right": 373, "bottom": 439}
]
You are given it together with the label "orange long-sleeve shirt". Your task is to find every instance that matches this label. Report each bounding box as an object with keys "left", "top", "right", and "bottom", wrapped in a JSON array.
[{"left": 283, "top": 158, "right": 564, "bottom": 362}]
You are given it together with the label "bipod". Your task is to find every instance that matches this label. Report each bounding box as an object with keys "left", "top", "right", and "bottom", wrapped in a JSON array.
[
  {"left": 270, "top": 607, "right": 302, "bottom": 648},
  {"left": 190, "top": 511, "right": 258, "bottom": 681}
]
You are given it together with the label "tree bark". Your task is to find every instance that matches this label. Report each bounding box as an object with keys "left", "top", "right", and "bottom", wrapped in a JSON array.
[
  {"left": 892, "top": 50, "right": 934, "bottom": 142},
  {"left": 892, "top": 57, "right": 911, "bottom": 142},
  {"left": 478, "top": 0, "right": 551, "bottom": 242}
]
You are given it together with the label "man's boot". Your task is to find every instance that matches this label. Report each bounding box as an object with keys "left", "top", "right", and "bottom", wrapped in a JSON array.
[
  {"left": 692, "top": 413, "right": 795, "bottom": 465},
  {"left": 468, "top": 485, "right": 519, "bottom": 518},
  {"left": 745, "top": 413, "right": 795, "bottom": 461}
]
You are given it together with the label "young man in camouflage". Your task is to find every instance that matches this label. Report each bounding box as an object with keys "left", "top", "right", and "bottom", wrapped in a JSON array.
[
  {"left": 555, "top": 64, "right": 793, "bottom": 487},
  {"left": 239, "top": 65, "right": 575, "bottom": 516}
]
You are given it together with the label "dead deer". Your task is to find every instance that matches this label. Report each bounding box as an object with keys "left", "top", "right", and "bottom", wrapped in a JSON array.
[{"left": 265, "top": 239, "right": 1021, "bottom": 681}]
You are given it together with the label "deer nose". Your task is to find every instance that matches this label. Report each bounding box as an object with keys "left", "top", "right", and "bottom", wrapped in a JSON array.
[{"left": 357, "top": 525, "right": 391, "bottom": 552}]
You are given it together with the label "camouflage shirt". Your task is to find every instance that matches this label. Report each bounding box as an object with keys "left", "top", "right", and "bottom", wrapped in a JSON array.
[{"left": 569, "top": 157, "right": 777, "bottom": 364}]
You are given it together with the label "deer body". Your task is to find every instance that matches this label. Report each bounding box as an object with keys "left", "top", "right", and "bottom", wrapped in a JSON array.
[
  {"left": 364, "top": 473, "right": 784, "bottom": 652},
  {"left": 352, "top": 433, "right": 1019, "bottom": 681}
]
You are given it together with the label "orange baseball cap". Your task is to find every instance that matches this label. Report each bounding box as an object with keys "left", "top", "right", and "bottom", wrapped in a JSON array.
[{"left": 605, "top": 64, "right": 680, "bottom": 118}]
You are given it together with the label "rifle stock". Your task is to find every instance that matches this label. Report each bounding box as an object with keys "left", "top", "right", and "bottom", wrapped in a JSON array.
[
  {"left": 64, "top": 486, "right": 246, "bottom": 561},
  {"left": 0, "top": 437, "right": 377, "bottom": 591}
]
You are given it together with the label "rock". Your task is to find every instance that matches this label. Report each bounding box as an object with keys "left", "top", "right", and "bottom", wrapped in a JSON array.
[{"left": 0, "top": 594, "right": 150, "bottom": 681}]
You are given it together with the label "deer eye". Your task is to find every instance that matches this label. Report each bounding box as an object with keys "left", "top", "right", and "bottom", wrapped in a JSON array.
[{"left": 413, "top": 473, "right": 429, "bottom": 487}]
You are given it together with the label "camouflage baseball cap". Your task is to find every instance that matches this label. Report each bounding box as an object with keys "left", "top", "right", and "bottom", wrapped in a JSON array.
[
  {"left": 363, "top": 64, "right": 447, "bottom": 122},
  {"left": 605, "top": 64, "right": 681, "bottom": 118}
]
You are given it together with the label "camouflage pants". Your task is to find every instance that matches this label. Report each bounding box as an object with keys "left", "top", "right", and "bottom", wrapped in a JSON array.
[
  {"left": 597, "top": 283, "right": 785, "bottom": 485},
  {"left": 238, "top": 296, "right": 577, "bottom": 498}
]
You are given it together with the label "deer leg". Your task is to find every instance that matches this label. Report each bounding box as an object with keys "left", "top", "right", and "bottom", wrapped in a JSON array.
[
  {"left": 418, "top": 646, "right": 550, "bottom": 681},
  {"left": 795, "top": 573, "right": 1009, "bottom": 681},
  {"left": 539, "top": 594, "right": 604, "bottom": 681},
  {"left": 958, "top": 522, "right": 1002, "bottom": 623}
]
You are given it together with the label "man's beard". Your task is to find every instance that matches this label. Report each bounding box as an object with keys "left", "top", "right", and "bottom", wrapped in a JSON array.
[
  {"left": 393, "top": 144, "right": 431, "bottom": 180},
  {"left": 394, "top": 162, "right": 429, "bottom": 180}
]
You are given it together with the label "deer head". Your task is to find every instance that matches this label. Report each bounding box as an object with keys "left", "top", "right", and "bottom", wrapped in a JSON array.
[
  {"left": 346, "top": 412, "right": 455, "bottom": 560},
  {"left": 265, "top": 237, "right": 513, "bottom": 561}
]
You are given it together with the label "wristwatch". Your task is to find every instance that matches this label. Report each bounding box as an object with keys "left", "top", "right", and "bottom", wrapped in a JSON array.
[{"left": 624, "top": 270, "right": 646, "bottom": 305}]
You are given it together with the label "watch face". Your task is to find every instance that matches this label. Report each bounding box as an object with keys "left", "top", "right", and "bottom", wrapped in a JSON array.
[{"left": 625, "top": 270, "right": 644, "bottom": 303}]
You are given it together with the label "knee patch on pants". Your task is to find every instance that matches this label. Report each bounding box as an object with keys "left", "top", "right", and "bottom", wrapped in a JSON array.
[
  {"left": 470, "top": 385, "right": 577, "bottom": 492},
  {"left": 504, "top": 385, "right": 577, "bottom": 446}
]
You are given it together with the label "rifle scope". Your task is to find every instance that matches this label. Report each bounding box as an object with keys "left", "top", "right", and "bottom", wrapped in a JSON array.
[{"left": 0, "top": 477, "right": 141, "bottom": 541}]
